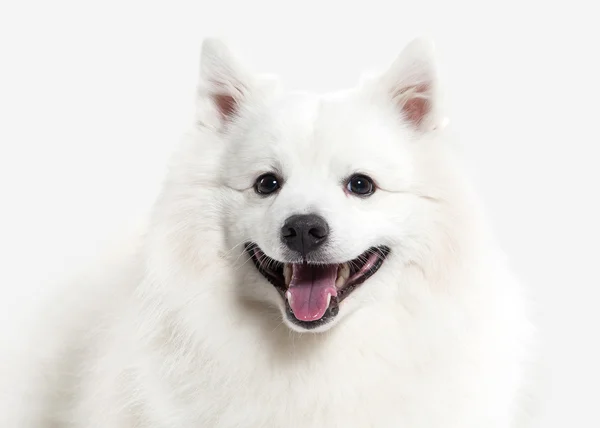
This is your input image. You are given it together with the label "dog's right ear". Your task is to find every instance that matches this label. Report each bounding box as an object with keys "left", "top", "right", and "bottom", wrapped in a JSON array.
[
  {"left": 196, "top": 39, "right": 252, "bottom": 129},
  {"left": 376, "top": 38, "right": 443, "bottom": 133}
]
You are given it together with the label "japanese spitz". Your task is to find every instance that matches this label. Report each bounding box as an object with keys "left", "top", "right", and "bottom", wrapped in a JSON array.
[{"left": 1, "top": 38, "right": 537, "bottom": 427}]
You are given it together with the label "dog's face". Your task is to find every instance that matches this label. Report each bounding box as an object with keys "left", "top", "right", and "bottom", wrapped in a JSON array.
[{"left": 195, "top": 39, "right": 450, "bottom": 333}]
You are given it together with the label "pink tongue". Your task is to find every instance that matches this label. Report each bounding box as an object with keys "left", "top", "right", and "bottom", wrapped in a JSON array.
[{"left": 287, "top": 264, "right": 338, "bottom": 322}]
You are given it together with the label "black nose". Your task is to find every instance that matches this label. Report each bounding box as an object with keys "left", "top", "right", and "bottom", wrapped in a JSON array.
[{"left": 281, "top": 214, "right": 330, "bottom": 256}]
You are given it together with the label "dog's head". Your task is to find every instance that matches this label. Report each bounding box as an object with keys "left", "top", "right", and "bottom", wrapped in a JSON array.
[{"left": 167, "top": 39, "right": 463, "bottom": 333}]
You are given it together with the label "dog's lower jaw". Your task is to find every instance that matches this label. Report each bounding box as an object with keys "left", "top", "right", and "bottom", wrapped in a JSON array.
[{"left": 281, "top": 294, "right": 341, "bottom": 333}]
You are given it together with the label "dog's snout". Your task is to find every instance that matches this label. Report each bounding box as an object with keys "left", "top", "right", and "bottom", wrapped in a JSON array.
[{"left": 281, "top": 214, "right": 329, "bottom": 256}]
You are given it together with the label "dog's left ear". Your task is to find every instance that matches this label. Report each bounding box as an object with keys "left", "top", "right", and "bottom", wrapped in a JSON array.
[
  {"left": 196, "top": 38, "right": 253, "bottom": 129},
  {"left": 378, "top": 38, "right": 442, "bottom": 132}
]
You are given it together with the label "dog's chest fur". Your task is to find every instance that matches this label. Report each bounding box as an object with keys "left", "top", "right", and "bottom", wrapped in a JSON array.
[{"left": 94, "top": 290, "right": 518, "bottom": 428}]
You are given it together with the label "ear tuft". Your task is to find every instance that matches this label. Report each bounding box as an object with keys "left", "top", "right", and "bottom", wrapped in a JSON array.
[
  {"left": 380, "top": 37, "right": 441, "bottom": 131},
  {"left": 392, "top": 83, "right": 432, "bottom": 127}
]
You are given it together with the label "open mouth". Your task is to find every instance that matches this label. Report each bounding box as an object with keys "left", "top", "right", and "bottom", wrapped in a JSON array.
[{"left": 245, "top": 244, "right": 390, "bottom": 330}]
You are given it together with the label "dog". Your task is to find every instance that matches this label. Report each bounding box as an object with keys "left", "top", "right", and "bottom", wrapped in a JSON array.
[{"left": 1, "top": 38, "right": 537, "bottom": 428}]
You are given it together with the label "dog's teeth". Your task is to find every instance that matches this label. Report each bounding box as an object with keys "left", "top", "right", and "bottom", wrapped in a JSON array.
[
  {"left": 283, "top": 264, "right": 292, "bottom": 286},
  {"left": 335, "top": 263, "right": 350, "bottom": 288},
  {"left": 285, "top": 290, "right": 292, "bottom": 304},
  {"left": 326, "top": 292, "right": 332, "bottom": 307},
  {"left": 341, "top": 263, "right": 350, "bottom": 279}
]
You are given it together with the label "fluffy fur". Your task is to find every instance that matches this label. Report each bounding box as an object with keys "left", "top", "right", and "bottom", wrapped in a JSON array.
[{"left": 1, "top": 38, "right": 537, "bottom": 427}]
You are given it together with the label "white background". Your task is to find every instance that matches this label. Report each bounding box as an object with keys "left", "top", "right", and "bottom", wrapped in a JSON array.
[{"left": 1, "top": 1, "right": 598, "bottom": 426}]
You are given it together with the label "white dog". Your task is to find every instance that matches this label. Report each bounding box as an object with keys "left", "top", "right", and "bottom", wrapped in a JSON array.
[{"left": 1, "top": 38, "right": 537, "bottom": 428}]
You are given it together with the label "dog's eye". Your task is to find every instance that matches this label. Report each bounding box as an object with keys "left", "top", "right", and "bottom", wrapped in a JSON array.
[
  {"left": 255, "top": 174, "right": 281, "bottom": 195},
  {"left": 346, "top": 174, "right": 375, "bottom": 196}
]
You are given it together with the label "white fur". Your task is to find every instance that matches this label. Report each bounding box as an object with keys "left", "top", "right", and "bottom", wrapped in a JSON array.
[{"left": 1, "top": 38, "right": 537, "bottom": 428}]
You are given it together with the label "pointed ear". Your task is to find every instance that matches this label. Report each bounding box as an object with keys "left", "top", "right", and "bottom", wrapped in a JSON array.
[
  {"left": 378, "top": 38, "right": 441, "bottom": 132},
  {"left": 196, "top": 38, "right": 252, "bottom": 128}
]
